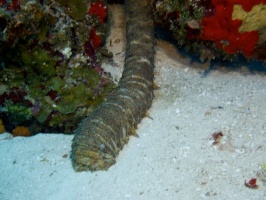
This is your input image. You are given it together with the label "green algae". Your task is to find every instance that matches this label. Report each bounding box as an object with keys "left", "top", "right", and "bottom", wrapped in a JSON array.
[
  {"left": 1, "top": 101, "right": 32, "bottom": 125},
  {"left": 57, "top": 0, "right": 88, "bottom": 21},
  {"left": 47, "top": 77, "right": 65, "bottom": 91},
  {"left": 22, "top": 48, "right": 56, "bottom": 76}
]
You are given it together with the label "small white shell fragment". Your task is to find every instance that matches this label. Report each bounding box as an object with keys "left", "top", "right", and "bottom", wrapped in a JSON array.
[{"left": 61, "top": 47, "right": 72, "bottom": 59}]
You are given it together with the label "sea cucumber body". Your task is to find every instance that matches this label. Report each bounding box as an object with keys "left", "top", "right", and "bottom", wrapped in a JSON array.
[{"left": 71, "top": 0, "right": 155, "bottom": 171}]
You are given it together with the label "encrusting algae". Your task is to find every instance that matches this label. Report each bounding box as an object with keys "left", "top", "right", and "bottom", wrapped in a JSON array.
[{"left": 232, "top": 3, "right": 266, "bottom": 42}]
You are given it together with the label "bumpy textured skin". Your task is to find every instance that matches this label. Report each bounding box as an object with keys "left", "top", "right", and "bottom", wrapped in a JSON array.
[{"left": 71, "top": 0, "right": 155, "bottom": 171}]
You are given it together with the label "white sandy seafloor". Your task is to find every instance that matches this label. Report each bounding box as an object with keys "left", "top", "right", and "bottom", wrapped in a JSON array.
[{"left": 1, "top": 5, "right": 266, "bottom": 200}]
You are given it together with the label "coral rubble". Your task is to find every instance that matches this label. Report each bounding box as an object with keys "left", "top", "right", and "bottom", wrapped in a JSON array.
[{"left": 0, "top": 0, "right": 114, "bottom": 134}]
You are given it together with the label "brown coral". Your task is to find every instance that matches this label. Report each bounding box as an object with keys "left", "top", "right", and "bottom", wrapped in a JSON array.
[
  {"left": 12, "top": 126, "right": 32, "bottom": 137},
  {"left": 0, "top": 119, "right": 5, "bottom": 134}
]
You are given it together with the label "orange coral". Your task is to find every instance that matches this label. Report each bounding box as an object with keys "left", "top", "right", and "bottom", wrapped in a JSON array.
[{"left": 12, "top": 126, "right": 32, "bottom": 137}]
